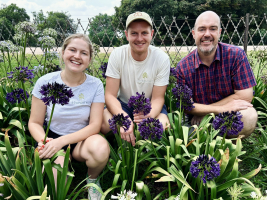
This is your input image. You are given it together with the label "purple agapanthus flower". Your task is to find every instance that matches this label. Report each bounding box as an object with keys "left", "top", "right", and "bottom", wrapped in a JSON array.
[
  {"left": 190, "top": 154, "right": 220, "bottom": 183},
  {"left": 6, "top": 88, "right": 29, "bottom": 104},
  {"left": 108, "top": 113, "right": 131, "bottom": 134},
  {"left": 128, "top": 92, "right": 152, "bottom": 116},
  {"left": 212, "top": 111, "right": 244, "bottom": 136},
  {"left": 138, "top": 118, "right": 163, "bottom": 140},
  {"left": 39, "top": 82, "right": 74, "bottom": 106},
  {"left": 99, "top": 62, "right": 107, "bottom": 78},
  {"left": 7, "top": 66, "right": 34, "bottom": 83},
  {"left": 172, "top": 83, "right": 195, "bottom": 111},
  {"left": 169, "top": 67, "right": 178, "bottom": 84}
]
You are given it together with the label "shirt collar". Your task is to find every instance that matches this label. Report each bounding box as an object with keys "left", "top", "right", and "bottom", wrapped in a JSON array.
[{"left": 194, "top": 43, "right": 221, "bottom": 69}]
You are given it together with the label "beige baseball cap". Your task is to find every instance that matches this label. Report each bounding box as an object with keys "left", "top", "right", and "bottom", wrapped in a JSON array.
[{"left": 126, "top": 11, "right": 153, "bottom": 29}]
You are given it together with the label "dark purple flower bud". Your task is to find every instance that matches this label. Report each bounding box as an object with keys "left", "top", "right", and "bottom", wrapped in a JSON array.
[
  {"left": 39, "top": 82, "right": 74, "bottom": 106},
  {"left": 128, "top": 92, "right": 152, "bottom": 116},
  {"left": 172, "top": 83, "right": 195, "bottom": 111},
  {"left": 99, "top": 62, "right": 107, "bottom": 79},
  {"left": 6, "top": 88, "right": 29, "bottom": 104},
  {"left": 212, "top": 111, "right": 244, "bottom": 136},
  {"left": 138, "top": 117, "right": 163, "bottom": 140},
  {"left": 7, "top": 66, "right": 34, "bottom": 83},
  {"left": 108, "top": 113, "right": 131, "bottom": 134},
  {"left": 190, "top": 154, "right": 220, "bottom": 183}
]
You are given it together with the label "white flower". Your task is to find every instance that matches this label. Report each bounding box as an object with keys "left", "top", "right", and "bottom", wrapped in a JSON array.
[
  {"left": 110, "top": 190, "right": 137, "bottom": 200},
  {"left": 251, "top": 191, "right": 258, "bottom": 199},
  {"left": 43, "top": 28, "right": 57, "bottom": 38},
  {"left": 0, "top": 183, "right": 3, "bottom": 186},
  {"left": 174, "top": 194, "right": 180, "bottom": 200}
]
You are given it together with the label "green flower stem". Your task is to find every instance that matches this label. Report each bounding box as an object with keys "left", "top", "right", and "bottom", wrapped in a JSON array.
[
  {"left": 2, "top": 52, "right": 7, "bottom": 77},
  {"left": 117, "top": 126, "right": 126, "bottom": 180},
  {"left": 131, "top": 149, "right": 138, "bottom": 191},
  {"left": 149, "top": 136, "right": 162, "bottom": 165},
  {"left": 43, "top": 48, "right": 47, "bottom": 75},
  {"left": 43, "top": 103, "right": 55, "bottom": 144},
  {"left": 18, "top": 102, "right": 28, "bottom": 147},
  {"left": 205, "top": 181, "right": 208, "bottom": 200},
  {"left": 219, "top": 132, "right": 227, "bottom": 149},
  {"left": 7, "top": 51, "right": 12, "bottom": 71},
  {"left": 22, "top": 33, "right": 28, "bottom": 66},
  {"left": 198, "top": 180, "right": 204, "bottom": 200},
  {"left": 21, "top": 81, "right": 30, "bottom": 117},
  {"left": 167, "top": 146, "right": 171, "bottom": 197}
]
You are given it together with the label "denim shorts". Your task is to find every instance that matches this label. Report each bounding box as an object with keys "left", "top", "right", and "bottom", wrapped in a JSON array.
[
  {"left": 35, "top": 129, "right": 77, "bottom": 155},
  {"left": 117, "top": 98, "right": 168, "bottom": 120}
]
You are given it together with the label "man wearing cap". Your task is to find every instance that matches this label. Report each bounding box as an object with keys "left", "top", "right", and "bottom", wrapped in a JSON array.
[
  {"left": 176, "top": 11, "right": 257, "bottom": 138},
  {"left": 100, "top": 11, "right": 170, "bottom": 146}
]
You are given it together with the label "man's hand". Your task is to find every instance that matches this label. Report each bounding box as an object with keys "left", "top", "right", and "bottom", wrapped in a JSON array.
[
  {"left": 120, "top": 121, "right": 136, "bottom": 146},
  {"left": 222, "top": 100, "right": 253, "bottom": 112},
  {"left": 191, "top": 115, "right": 205, "bottom": 126},
  {"left": 133, "top": 111, "right": 150, "bottom": 125}
]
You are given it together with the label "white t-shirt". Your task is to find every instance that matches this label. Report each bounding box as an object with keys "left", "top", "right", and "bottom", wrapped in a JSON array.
[
  {"left": 32, "top": 71, "right": 105, "bottom": 136},
  {"left": 105, "top": 44, "right": 170, "bottom": 103}
]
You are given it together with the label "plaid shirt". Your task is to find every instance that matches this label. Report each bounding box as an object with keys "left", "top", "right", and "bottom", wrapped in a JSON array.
[{"left": 177, "top": 42, "right": 256, "bottom": 105}]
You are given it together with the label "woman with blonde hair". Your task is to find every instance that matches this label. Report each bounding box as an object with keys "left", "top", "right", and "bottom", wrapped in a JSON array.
[{"left": 29, "top": 33, "right": 109, "bottom": 200}]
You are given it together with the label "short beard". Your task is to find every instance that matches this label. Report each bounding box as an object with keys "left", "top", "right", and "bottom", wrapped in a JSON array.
[{"left": 198, "top": 44, "right": 216, "bottom": 56}]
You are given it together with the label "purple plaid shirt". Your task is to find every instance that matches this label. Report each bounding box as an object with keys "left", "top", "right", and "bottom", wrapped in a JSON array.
[{"left": 176, "top": 42, "right": 256, "bottom": 105}]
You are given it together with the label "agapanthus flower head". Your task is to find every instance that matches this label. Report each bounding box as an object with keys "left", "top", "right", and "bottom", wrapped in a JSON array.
[
  {"left": 38, "top": 36, "right": 56, "bottom": 50},
  {"left": 172, "top": 83, "right": 195, "bottom": 111},
  {"left": 6, "top": 88, "right": 29, "bottom": 104},
  {"left": 111, "top": 190, "right": 137, "bottom": 200},
  {"left": 99, "top": 62, "right": 107, "bottom": 78},
  {"left": 108, "top": 113, "right": 131, "bottom": 134},
  {"left": 261, "top": 74, "right": 267, "bottom": 85},
  {"left": 43, "top": 28, "right": 57, "bottom": 38},
  {"left": 7, "top": 66, "right": 35, "bottom": 83},
  {"left": 13, "top": 33, "right": 23, "bottom": 42},
  {"left": 128, "top": 92, "right": 152, "bottom": 116},
  {"left": 138, "top": 117, "right": 163, "bottom": 140},
  {"left": 170, "top": 67, "right": 178, "bottom": 83},
  {"left": 45, "top": 51, "right": 59, "bottom": 61},
  {"left": 212, "top": 111, "right": 243, "bottom": 136},
  {"left": 0, "top": 40, "right": 14, "bottom": 52},
  {"left": 15, "top": 21, "right": 37, "bottom": 34},
  {"left": 39, "top": 82, "right": 74, "bottom": 106},
  {"left": 190, "top": 154, "right": 220, "bottom": 183}
]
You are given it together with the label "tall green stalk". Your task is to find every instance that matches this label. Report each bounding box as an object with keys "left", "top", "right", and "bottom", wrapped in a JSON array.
[
  {"left": 131, "top": 149, "right": 138, "bottom": 191},
  {"left": 21, "top": 81, "right": 30, "bottom": 117},
  {"left": 43, "top": 104, "right": 55, "bottom": 144},
  {"left": 167, "top": 146, "right": 171, "bottom": 197}
]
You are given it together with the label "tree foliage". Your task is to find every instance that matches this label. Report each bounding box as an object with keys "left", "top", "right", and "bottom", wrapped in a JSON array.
[
  {"left": 113, "top": 0, "right": 267, "bottom": 45},
  {"left": 33, "top": 10, "right": 77, "bottom": 46},
  {"left": 0, "top": 4, "right": 30, "bottom": 40},
  {"left": 88, "top": 14, "right": 124, "bottom": 47}
]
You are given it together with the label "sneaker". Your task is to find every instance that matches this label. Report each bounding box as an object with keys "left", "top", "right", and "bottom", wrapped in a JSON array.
[{"left": 87, "top": 178, "right": 102, "bottom": 200}]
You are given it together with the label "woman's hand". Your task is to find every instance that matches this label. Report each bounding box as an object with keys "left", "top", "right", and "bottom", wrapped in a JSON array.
[{"left": 38, "top": 137, "right": 64, "bottom": 159}]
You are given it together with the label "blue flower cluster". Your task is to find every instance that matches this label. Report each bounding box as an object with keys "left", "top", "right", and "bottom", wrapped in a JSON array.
[
  {"left": 169, "top": 67, "right": 178, "bottom": 84},
  {"left": 212, "top": 111, "right": 244, "bottom": 136},
  {"left": 190, "top": 154, "right": 220, "bottom": 183},
  {"left": 6, "top": 88, "right": 29, "bottom": 104},
  {"left": 7, "top": 66, "right": 34, "bottom": 83},
  {"left": 39, "top": 82, "right": 74, "bottom": 106},
  {"left": 108, "top": 113, "right": 131, "bottom": 134},
  {"left": 99, "top": 62, "right": 107, "bottom": 79},
  {"left": 172, "top": 83, "right": 195, "bottom": 111},
  {"left": 138, "top": 117, "right": 163, "bottom": 140},
  {"left": 128, "top": 92, "right": 152, "bottom": 116}
]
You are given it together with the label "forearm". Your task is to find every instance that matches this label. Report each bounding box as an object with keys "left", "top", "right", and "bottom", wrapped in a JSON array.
[
  {"left": 106, "top": 94, "right": 128, "bottom": 116},
  {"left": 150, "top": 98, "right": 164, "bottom": 118},
  {"left": 28, "top": 122, "right": 46, "bottom": 143}
]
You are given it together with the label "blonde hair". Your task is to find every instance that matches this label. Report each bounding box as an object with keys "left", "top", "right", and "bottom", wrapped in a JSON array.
[{"left": 60, "top": 33, "right": 94, "bottom": 67}]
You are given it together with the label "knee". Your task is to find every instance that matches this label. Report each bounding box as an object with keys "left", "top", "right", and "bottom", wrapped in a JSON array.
[{"left": 84, "top": 135, "right": 110, "bottom": 162}]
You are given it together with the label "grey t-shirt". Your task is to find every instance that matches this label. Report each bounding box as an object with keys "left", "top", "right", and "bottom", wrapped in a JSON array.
[{"left": 32, "top": 71, "right": 105, "bottom": 136}]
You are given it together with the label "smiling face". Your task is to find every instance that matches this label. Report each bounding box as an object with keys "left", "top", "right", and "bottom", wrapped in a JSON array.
[
  {"left": 192, "top": 11, "right": 222, "bottom": 57},
  {"left": 125, "top": 20, "right": 154, "bottom": 61},
  {"left": 62, "top": 38, "right": 91, "bottom": 74}
]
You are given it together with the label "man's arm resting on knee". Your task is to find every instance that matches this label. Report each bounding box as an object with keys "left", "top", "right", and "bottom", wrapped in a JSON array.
[{"left": 187, "top": 87, "right": 254, "bottom": 116}]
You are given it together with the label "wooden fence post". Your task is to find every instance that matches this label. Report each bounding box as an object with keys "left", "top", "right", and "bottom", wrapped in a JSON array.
[{"left": 244, "top": 13, "right": 249, "bottom": 54}]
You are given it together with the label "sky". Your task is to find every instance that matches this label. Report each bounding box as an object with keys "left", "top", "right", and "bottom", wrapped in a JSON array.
[{"left": 1, "top": 0, "right": 121, "bottom": 32}]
